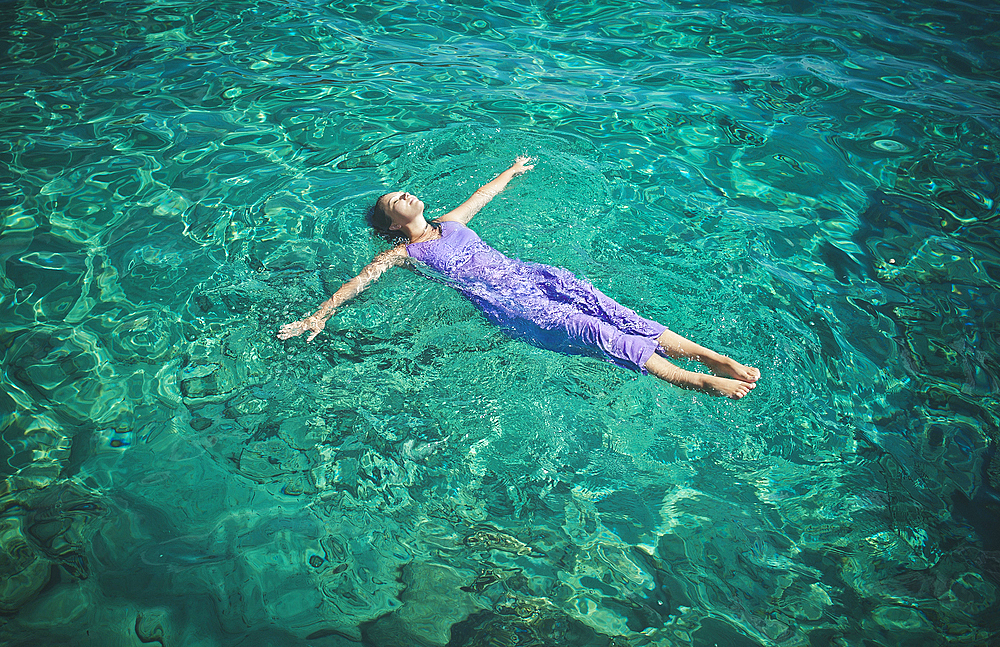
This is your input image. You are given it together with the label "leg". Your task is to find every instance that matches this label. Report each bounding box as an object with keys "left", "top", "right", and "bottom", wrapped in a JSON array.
[
  {"left": 644, "top": 353, "right": 756, "bottom": 400},
  {"left": 585, "top": 286, "right": 759, "bottom": 383},
  {"left": 560, "top": 313, "right": 756, "bottom": 400},
  {"left": 655, "top": 329, "right": 761, "bottom": 383}
]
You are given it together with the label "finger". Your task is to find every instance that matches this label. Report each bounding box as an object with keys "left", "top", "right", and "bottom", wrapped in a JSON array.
[{"left": 278, "top": 323, "right": 303, "bottom": 339}]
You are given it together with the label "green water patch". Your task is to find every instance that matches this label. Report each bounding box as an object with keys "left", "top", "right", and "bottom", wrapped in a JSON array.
[{"left": 2, "top": 0, "right": 999, "bottom": 645}]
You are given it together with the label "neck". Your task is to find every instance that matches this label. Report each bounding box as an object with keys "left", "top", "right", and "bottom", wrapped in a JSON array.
[{"left": 405, "top": 221, "right": 434, "bottom": 242}]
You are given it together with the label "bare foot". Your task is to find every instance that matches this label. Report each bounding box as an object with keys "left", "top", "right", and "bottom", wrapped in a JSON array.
[
  {"left": 702, "top": 375, "right": 757, "bottom": 400},
  {"left": 645, "top": 355, "right": 757, "bottom": 400},
  {"left": 704, "top": 355, "right": 761, "bottom": 383},
  {"left": 653, "top": 331, "right": 761, "bottom": 384}
]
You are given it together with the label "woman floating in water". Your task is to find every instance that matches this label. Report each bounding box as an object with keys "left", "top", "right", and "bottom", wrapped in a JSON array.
[{"left": 278, "top": 157, "right": 760, "bottom": 399}]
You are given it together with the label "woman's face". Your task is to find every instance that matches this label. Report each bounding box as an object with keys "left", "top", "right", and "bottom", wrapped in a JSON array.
[{"left": 380, "top": 191, "right": 424, "bottom": 229}]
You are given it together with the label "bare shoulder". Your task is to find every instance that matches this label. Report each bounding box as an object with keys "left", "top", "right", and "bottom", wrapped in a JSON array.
[
  {"left": 431, "top": 215, "right": 467, "bottom": 226},
  {"left": 437, "top": 199, "right": 486, "bottom": 225},
  {"left": 373, "top": 244, "right": 410, "bottom": 265}
]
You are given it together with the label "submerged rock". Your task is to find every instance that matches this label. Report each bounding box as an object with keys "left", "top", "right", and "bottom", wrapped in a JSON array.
[
  {"left": 0, "top": 479, "right": 105, "bottom": 613},
  {"left": 464, "top": 528, "right": 541, "bottom": 557},
  {"left": 0, "top": 520, "right": 51, "bottom": 613},
  {"left": 446, "top": 596, "right": 626, "bottom": 647},
  {"left": 362, "top": 562, "right": 483, "bottom": 647}
]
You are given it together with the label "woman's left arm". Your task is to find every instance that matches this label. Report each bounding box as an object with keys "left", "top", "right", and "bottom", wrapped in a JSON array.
[{"left": 437, "top": 156, "right": 534, "bottom": 225}]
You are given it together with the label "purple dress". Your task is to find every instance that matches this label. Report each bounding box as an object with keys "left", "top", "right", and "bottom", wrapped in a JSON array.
[{"left": 406, "top": 221, "right": 666, "bottom": 373}]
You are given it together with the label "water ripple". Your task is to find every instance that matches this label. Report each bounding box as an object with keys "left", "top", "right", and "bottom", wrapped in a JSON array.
[{"left": 2, "top": 0, "right": 999, "bottom": 644}]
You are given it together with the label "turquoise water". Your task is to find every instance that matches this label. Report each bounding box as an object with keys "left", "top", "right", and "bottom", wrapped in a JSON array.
[{"left": 2, "top": 0, "right": 999, "bottom": 644}]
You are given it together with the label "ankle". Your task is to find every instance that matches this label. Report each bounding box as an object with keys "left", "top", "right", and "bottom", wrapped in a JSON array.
[
  {"left": 665, "top": 366, "right": 705, "bottom": 390},
  {"left": 702, "top": 351, "right": 729, "bottom": 366}
]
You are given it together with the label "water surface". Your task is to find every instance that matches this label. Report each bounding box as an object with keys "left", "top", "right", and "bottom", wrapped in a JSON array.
[{"left": 1, "top": 0, "right": 999, "bottom": 645}]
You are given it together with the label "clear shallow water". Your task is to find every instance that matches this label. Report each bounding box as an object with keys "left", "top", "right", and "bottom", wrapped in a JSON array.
[{"left": 1, "top": 0, "right": 998, "bottom": 644}]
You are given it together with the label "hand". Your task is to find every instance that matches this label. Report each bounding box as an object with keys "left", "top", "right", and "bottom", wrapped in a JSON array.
[
  {"left": 510, "top": 155, "right": 535, "bottom": 175},
  {"left": 277, "top": 314, "right": 327, "bottom": 341}
]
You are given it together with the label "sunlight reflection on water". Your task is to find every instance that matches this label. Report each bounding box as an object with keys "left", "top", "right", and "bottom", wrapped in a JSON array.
[{"left": 1, "top": 0, "right": 999, "bottom": 645}]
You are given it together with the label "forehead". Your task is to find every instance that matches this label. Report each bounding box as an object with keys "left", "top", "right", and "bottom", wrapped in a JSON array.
[{"left": 379, "top": 191, "right": 403, "bottom": 206}]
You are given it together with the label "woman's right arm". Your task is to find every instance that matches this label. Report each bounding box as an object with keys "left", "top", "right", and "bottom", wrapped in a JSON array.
[{"left": 277, "top": 245, "right": 407, "bottom": 341}]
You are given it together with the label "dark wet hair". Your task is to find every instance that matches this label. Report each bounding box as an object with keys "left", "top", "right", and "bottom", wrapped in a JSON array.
[
  {"left": 366, "top": 192, "right": 438, "bottom": 244},
  {"left": 367, "top": 193, "right": 404, "bottom": 243}
]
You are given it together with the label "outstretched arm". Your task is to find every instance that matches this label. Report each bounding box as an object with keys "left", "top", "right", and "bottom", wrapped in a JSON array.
[
  {"left": 437, "top": 156, "right": 534, "bottom": 225},
  {"left": 277, "top": 246, "right": 407, "bottom": 342}
]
